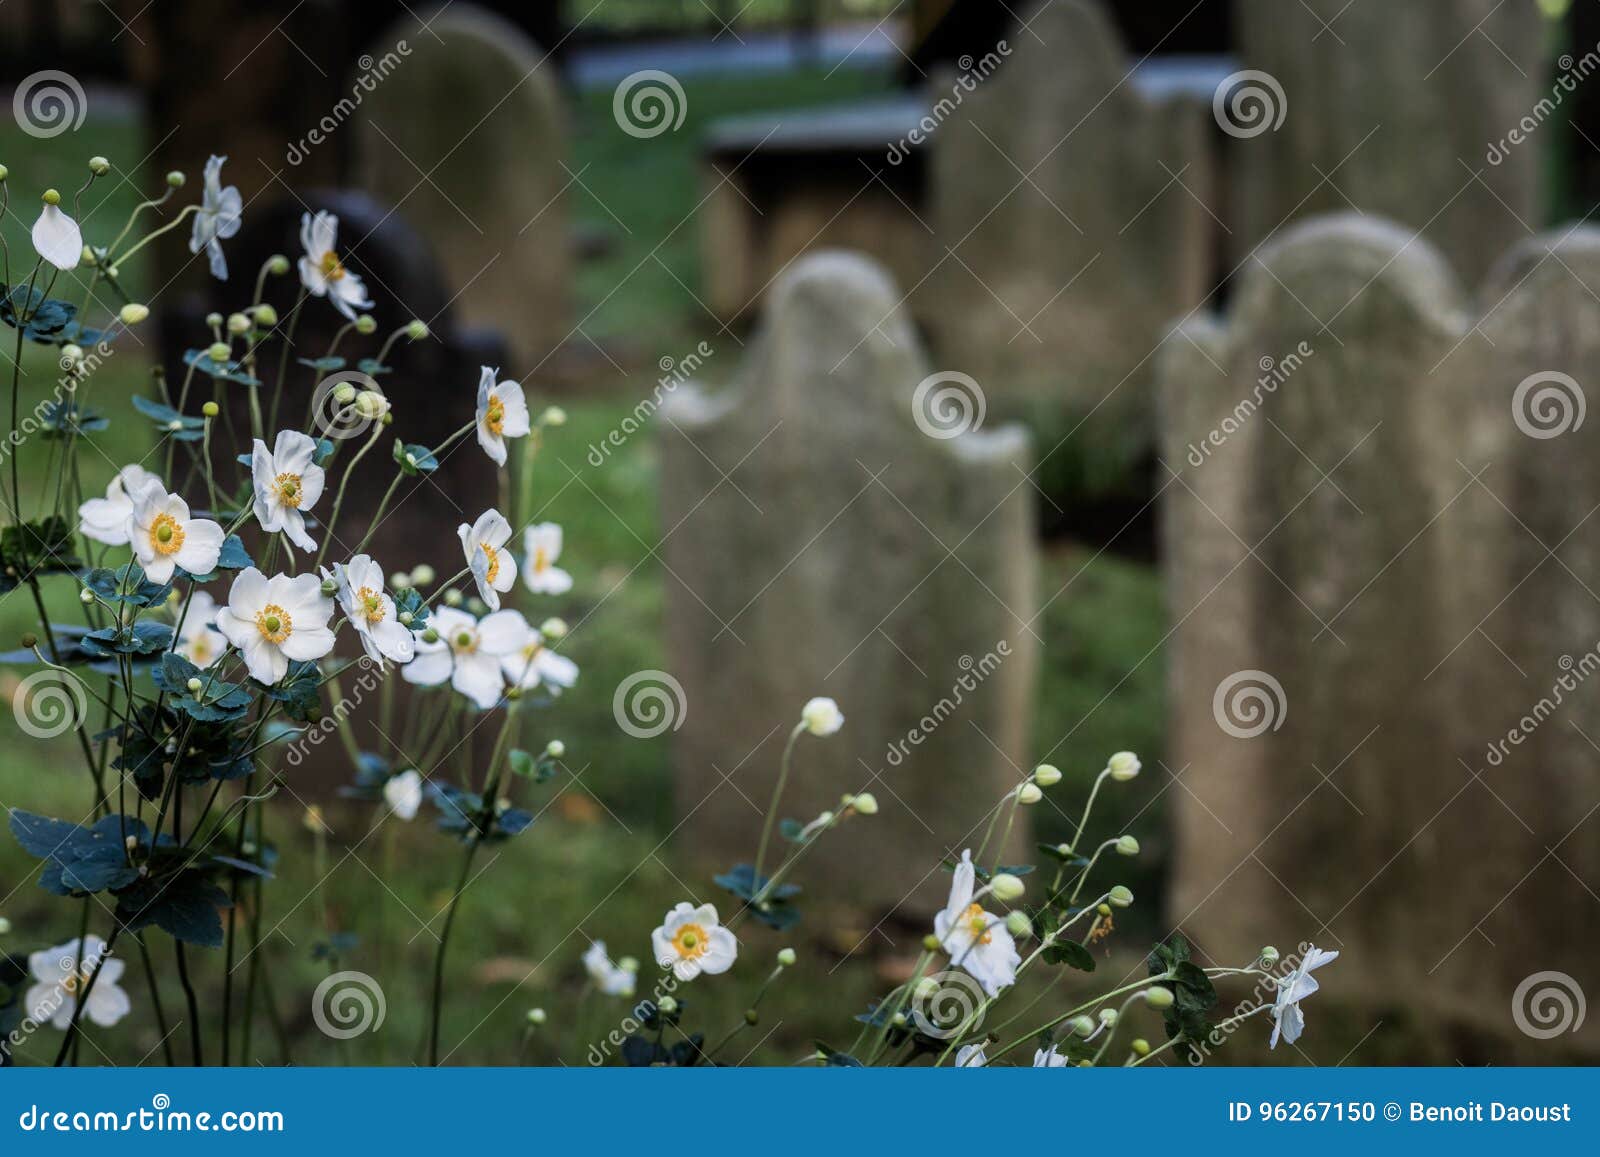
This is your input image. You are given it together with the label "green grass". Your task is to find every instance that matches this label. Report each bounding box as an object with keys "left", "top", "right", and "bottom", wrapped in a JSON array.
[{"left": 0, "top": 67, "right": 1168, "bottom": 1066}]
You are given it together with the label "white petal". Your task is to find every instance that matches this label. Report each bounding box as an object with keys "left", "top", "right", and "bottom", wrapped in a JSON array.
[{"left": 32, "top": 204, "right": 82, "bottom": 271}]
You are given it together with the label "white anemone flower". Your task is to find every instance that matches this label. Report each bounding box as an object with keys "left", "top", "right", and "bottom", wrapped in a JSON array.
[
  {"left": 933, "top": 849, "right": 1020, "bottom": 998},
  {"left": 176, "top": 590, "right": 227, "bottom": 669},
  {"left": 189, "top": 154, "right": 242, "bottom": 280},
  {"left": 522, "top": 522, "right": 572, "bottom": 595},
  {"left": 474, "top": 366, "right": 531, "bottom": 467},
  {"left": 383, "top": 770, "right": 424, "bottom": 821},
  {"left": 500, "top": 628, "right": 578, "bottom": 695},
  {"left": 298, "top": 210, "right": 372, "bottom": 320},
  {"left": 1033, "top": 1045, "right": 1070, "bottom": 1067},
  {"left": 401, "top": 606, "right": 524, "bottom": 710},
  {"left": 651, "top": 902, "right": 737, "bottom": 982},
  {"left": 25, "top": 936, "right": 130, "bottom": 1030},
  {"left": 32, "top": 200, "right": 82, "bottom": 271},
  {"left": 955, "top": 1043, "right": 988, "bottom": 1067},
  {"left": 78, "top": 463, "right": 162, "bottom": 545},
  {"left": 251, "top": 430, "right": 326, "bottom": 553},
  {"left": 213, "top": 568, "right": 336, "bottom": 685},
  {"left": 129, "top": 483, "right": 224, "bottom": 584},
  {"left": 328, "top": 554, "right": 414, "bottom": 664},
  {"left": 1269, "top": 945, "right": 1339, "bottom": 1049},
  {"left": 459, "top": 509, "right": 518, "bottom": 611},
  {"left": 582, "top": 940, "right": 637, "bottom": 998}
]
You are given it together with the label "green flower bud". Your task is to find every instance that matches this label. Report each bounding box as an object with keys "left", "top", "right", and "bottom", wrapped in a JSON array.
[
  {"left": 1098, "top": 1008, "right": 1119, "bottom": 1028},
  {"left": 120, "top": 303, "right": 150, "bottom": 325},
  {"left": 41, "top": 188, "right": 61, "bottom": 205},
  {"left": 657, "top": 996, "right": 678, "bottom": 1015},
  {"left": 389, "top": 572, "right": 411, "bottom": 590},
  {"left": 166, "top": 170, "right": 186, "bottom": 188},
  {"left": 1096, "top": 902, "right": 1112, "bottom": 917},
  {"left": 545, "top": 740, "right": 565, "bottom": 759},
  {"left": 398, "top": 611, "right": 414, "bottom": 626},
  {"left": 253, "top": 303, "right": 279, "bottom": 327},
  {"left": 88, "top": 156, "right": 111, "bottom": 175},
  {"left": 1260, "top": 946, "right": 1280, "bottom": 967},
  {"left": 526, "top": 1007, "right": 546, "bottom": 1025},
  {"left": 743, "top": 1008, "right": 759, "bottom": 1026},
  {"left": 267, "top": 254, "right": 290, "bottom": 275},
  {"left": 205, "top": 312, "right": 224, "bottom": 328},
  {"left": 202, "top": 401, "right": 220, "bottom": 418},
  {"left": 0, "top": 165, "right": 8, "bottom": 182},
  {"left": 923, "top": 933, "right": 942, "bottom": 953},
  {"left": 1143, "top": 986, "right": 1174, "bottom": 1010},
  {"left": 1032, "top": 763, "right": 1061, "bottom": 786},
  {"left": 207, "top": 341, "right": 231, "bottom": 363},
  {"left": 1131, "top": 1038, "right": 1150, "bottom": 1057},
  {"left": 1108, "top": 885, "right": 1134, "bottom": 908},
  {"left": 1070, "top": 1014, "right": 1096, "bottom": 1037},
  {"left": 444, "top": 589, "right": 463, "bottom": 607},
  {"left": 1004, "top": 910, "right": 1032, "bottom": 939},
  {"left": 185, "top": 677, "right": 203, "bottom": 693},
  {"left": 406, "top": 319, "right": 429, "bottom": 340},
  {"left": 320, "top": 578, "right": 338, "bottom": 597},
  {"left": 226, "top": 312, "right": 251, "bottom": 335},
  {"left": 78, "top": 587, "right": 94, "bottom": 604},
  {"left": 540, "top": 405, "right": 567, "bottom": 427},
  {"left": 1107, "top": 751, "right": 1141, "bottom": 781},
  {"left": 539, "top": 617, "right": 568, "bottom": 640},
  {"left": 354, "top": 314, "right": 377, "bottom": 335},
  {"left": 1116, "top": 834, "right": 1140, "bottom": 856},
  {"left": 20, "top": 632, "right": 37, "bottom": 649},
  {"left": 410, "top": 563, "right": 436, "bottom": 586},
  {"left": 777, "top": 947, "right": 797, "bottom": 967},
  {"left": 0, "top": 917, "right": 11, "bottom": 935},
  {"left": 1015, "top": 782, "right": 1042, "bottom": 805},
  {"left": 849, "top": 791, "right": 878, "bottom": 815},
  {"left": 354, "top": 390, "right": 387, "bottom": 419},
  {"left": 990, "top": 872, "right": 1025, "bottom": 902},
  {"left": 333, "top": 383, "right": 358, "bottom": 406}
]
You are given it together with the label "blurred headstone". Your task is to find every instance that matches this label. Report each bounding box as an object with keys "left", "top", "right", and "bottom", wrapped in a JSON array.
[
  {"left": 353, "top": 3, "right": 569, "bottom": 374},
  {"left": 1159, "top": 213, "right": 1599, "bottom": 1060},
  {"left": 659, "top": 251, "right": 1038, "bottom": 918},
  {"left": 1229, "top": 0, "right": 1543, "bottom": 286},
  {"left": 921, "top": 0, "right": 1213, "bottom": 432}
]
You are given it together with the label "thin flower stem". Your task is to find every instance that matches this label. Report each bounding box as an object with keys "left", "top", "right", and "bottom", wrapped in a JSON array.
[
  {"left": 751, "top": 722, "right": 807, "bottom": 891},
  {"left": 1069, "top": 768, "right": 1111, "bottom": 853},
  {"left": 52, "top": 925, "right": 123, "bottom": 1065},
  {"left": 136, "top": 934, "right": 176, "bottom": 1067},
  {"left": 313, "top": 423, "right": 385, "bottom": 570}
]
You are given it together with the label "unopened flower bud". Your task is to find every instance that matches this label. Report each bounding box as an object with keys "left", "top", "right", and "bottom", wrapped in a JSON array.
[
  {"left": 657, "top": 996, "right": 678, "bottom": 1015},
  {"left": 913, "top": 976, "right": 940, "bottom": 1002},
  {"left": 320, "top": 578, "right": 338, "bottom": 597},
  {"left": 1005, "top": 910, "right": 1032, "bottom": 939},
  {"left": 1259, "top": 946, "right": 1280, "bottom": 967},
  {"left": 923, "top": 933, "right": 942, "bottom": 953},
  {"left": 20, "top": 632, "right": 37, "bottom": 649},
  {"left": 1032, "top": 763, "right": 1061, "bottom": 786},
  {"left": 267, "top": 254, "right": 290, "bottom": 275},
  {"left": 990, "top": 872, "right": 1025, "bottom": 902},
  {"left": 1107, "top": 751, "right": 1141, "bottom": 781},
  {"left": 88, "top": 156, "right": 111, "bottom": 175},
  {"left": 125, "top": 834, "right": 139, "bottom": 851},
  {"left": 777, "top": 947, "right": 797, "bottom": 967},
  {"left": 254, "top": 303, "right": 279, "bottom": 327},
  {"left": 1143, "top": 986, "right": 1174, "bottom": 1010},
  {"left": 205, "top": 312, "right": 224, "bottom": 328},
  {"left": 1131, "top": 1038, "right": 1150, "bottom": 1057},
  {"left": 61, "top": 343, "right": 83, "bottom": 364},
  {"left": 354, "top": 390, "right": 387, "bottom": 419},
  {"left": 540, "top": 405, "right": 567, "bottom": 427},
  {"left": 539, "top": 617, "right": 568, "bottom": 640},
  {"left": 405, "top": 319, "right": 429, "bottom": 340},
  {"left": 226, "top": 312, "right": 251, "bottom": 335},
  {"left": 354, "top": 314, "right": 377, "bottom": 335},
  {"left": 1097, "top": 903, "right": 1112, "bottom": 917},
  {"left": 41, "top": 188, "right": 61, "bottom": 205},
  {"left": 185, "top": 677, "right": 203, "bottom": 693},
  {"left": 849, "top": 791, "right": 878, "bottom": 815},
  {"left": 0, "top": 165, "right": 8, "bottom": 182},
  {"left": 526, "top": 1007, "right": 546, "bottom": 1025},
  {"left": 202, "top": 401, "right": 220, "bottom": 418},
  {"left": 389, "top": 572, "right": 411, "bottom": 590},
  {"left": 1070, "top": 1014, "right": 1096, "bottom": 1037},
  {"left": 1098, "top": 1008, "right": 1119, "bottom": 1028},
  {"left": 444, "top": 588, "right": 463, "bottom": 607},
  {"left": 1108, "top": 885, "right": 1133, "bottom": 908},
  {"left": 120, "top": 303, "right": 150, "bottom": 325},
  {"left": 78, "top": 587, "right": 94, "bottom": 604},
  {"left": 398, "top": 611, "right": 414, "bottom": 626},
  {"left": 207, "top": 341, "right": 231, "bottom": 363},
  {"left": 1116, "top": 835, "right": 1140, "bottom": 856},
  {"left": 1015, "top": 782, "right": 1042, "bottom": 805},
  {"left": 410, "top": 563, "right": 436, "bottom": 586},
  {"left": 545, "top": 740, "right": 565, "bottom": 759},
  {"left": 166, "top": 170, "right": 186, "bottom": 188},
  {"left": 0, "top": 917, "right": 10, "bottom": 935},
  {"left": 333, "top": 383, "right": 358, "bottom": 406},
  {"left": 743, "top": 1008, "right": 759, "bottom": 1026}
]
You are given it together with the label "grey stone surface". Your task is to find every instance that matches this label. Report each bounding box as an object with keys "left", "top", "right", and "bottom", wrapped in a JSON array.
[
  {"left": 921, "top": 0, "right": 1213, "bottom": 430},
  {"left": 353, "top": 3, "right": 569, "bottom": 373},
  {"left": 659, "top": 251, "right": 1038, "bottom": 918},
  {"left": 1159, "top": 213, "right": 1600, "bottom": 1057},
  {"left": 1230, "top": 0, "right": 1542, "bottom": 287}
]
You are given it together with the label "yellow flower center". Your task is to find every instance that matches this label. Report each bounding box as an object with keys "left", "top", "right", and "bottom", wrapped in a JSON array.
[
  {"left": 964, "top": 902, "right": 993, "bottom": 945},
  {"left": 532, "top": 546, "right": 549, "bottom": 573},
  {"left": 480, "top": 542, "right": 501, "bottom": 584},
  {"left": 61, "top": 967, "right": 94, "bottom": 996},
  {"left": 188, "top": 635, "right": 215, "bottom": 664},
  {"left": 150, "top": 513, "right": 185, "bottom": 556},
  {"left": 521, "top": 639, "right": 544, "bottom": 662},
  {"left": 273, "top": 472, "right": 304, "bottom": 509},
  {"left": 357, "top": 586, "right": 386, "bottom": 624},
  {"left": 319, "top": 250, "right": 346, "bottom": 281},
  {"left": 484, "top": 394, "right": 505, "bottom": 436},
  {"left": 255, "top": 603, "right": 293, "bottom": 644},
  {"left": 671, "top": 924, "right": 709, "bottom": 959}
]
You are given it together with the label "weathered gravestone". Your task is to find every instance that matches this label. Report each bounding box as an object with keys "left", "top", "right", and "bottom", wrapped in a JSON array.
[
  {"left": 353, "top": 3, "right": 569, "bottom": 374},
  {"left": 659, "top": 251, "right": 1038, "bottom": 918},
  {"left": 1229, "top": 0, "right": 1543, "bottom": 287},
  {"left": 920, "top": 0, "right": 1213, "bottom": 433},
  {"left": 1159, "top": 213, "right": 1600, "bottom": 1060}
]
